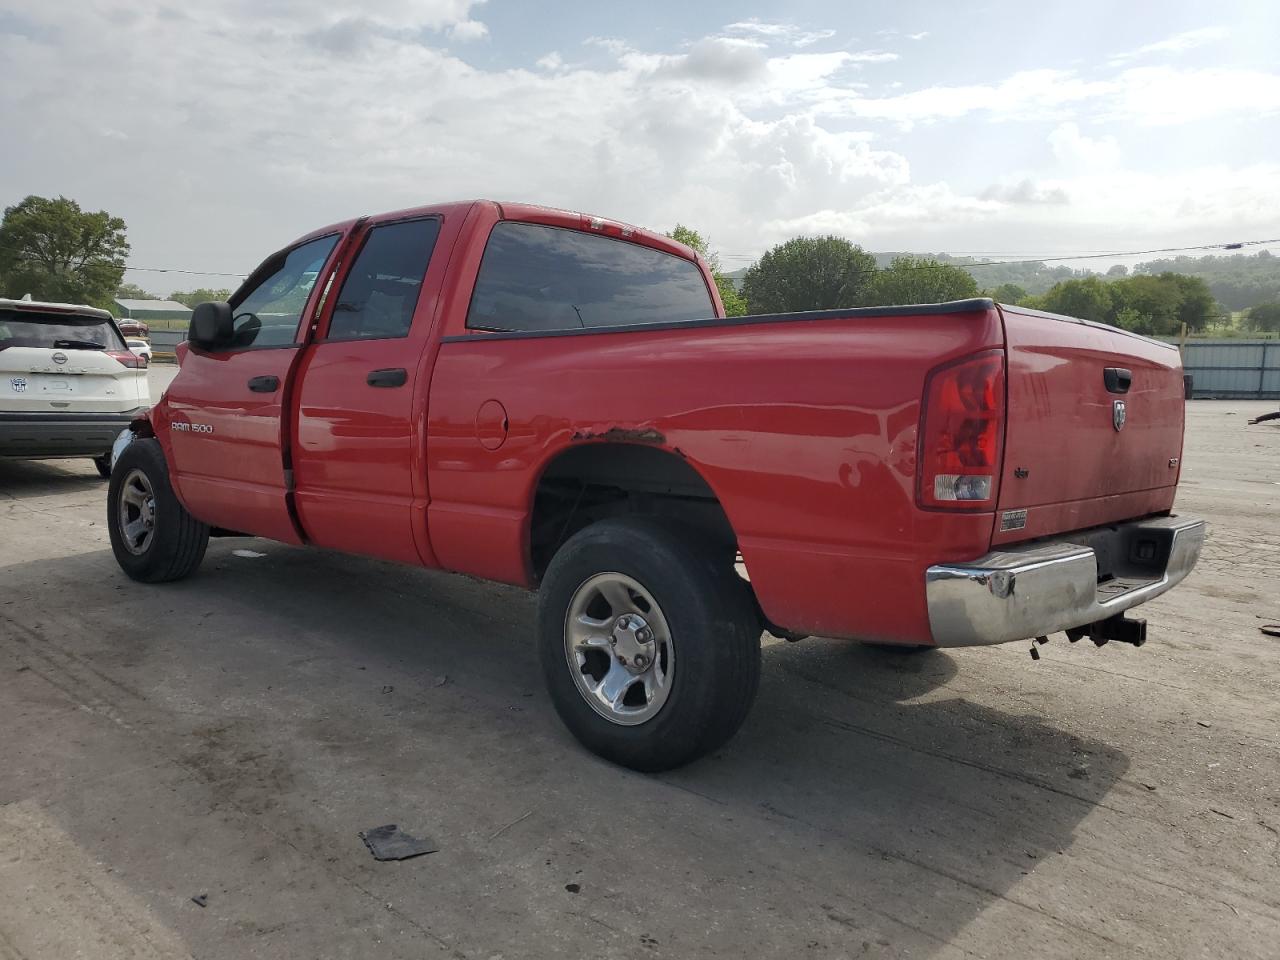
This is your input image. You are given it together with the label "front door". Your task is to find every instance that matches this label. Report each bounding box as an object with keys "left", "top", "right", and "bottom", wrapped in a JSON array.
[
  {"left": 163, "top": 233, "right": 342, "bottom": 542},
  {"left": 291, "top": 217, "right": 443, "bottom": 564}
]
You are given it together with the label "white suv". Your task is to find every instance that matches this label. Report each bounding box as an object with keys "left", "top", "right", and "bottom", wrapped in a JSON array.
[{"left": 0, "top": 298, "right": 151, "bottom": 478}]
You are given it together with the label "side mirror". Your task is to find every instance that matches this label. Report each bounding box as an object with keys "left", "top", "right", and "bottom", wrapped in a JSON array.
[{"left": 189, "top": 301, "right": 233, "bottom": 350}]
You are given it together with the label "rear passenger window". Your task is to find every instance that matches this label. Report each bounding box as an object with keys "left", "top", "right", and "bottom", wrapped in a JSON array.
[
  {"left": 467, "top": 222, "right": 715, "bottom": 333},
  {"left": 326, "top": 219, "right": 440, "bottom": 340}
]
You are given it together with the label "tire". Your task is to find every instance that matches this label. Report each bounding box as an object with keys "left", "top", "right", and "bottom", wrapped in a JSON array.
[
  {"left": 93, "top": 455, "right": 112, "bottom": 479},
  {"left": 538, "top": 516, "right": 761, "bottom": 772},
  {"left": 107, "top": 438, "right": 210, "bottom": 583}
]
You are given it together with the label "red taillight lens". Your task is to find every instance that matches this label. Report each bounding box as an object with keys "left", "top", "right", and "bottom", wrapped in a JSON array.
[
  {"left": 918, "top": 351, "right": 1005, "bottom": 509},
  {"left": 108, "top": 350, "right": 145, "bottom": 369}
]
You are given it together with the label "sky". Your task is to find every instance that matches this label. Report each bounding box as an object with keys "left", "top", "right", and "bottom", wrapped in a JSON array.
[{"left": 2, "top": 0, "right": 1279, "bottom": 291}]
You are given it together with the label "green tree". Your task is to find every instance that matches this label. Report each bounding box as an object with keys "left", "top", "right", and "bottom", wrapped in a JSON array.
[
  {"left": 169, "top": 287, "right": 233, "bottom": 308},
  {"left": 1163, "top": 272, "right": 1216, "bottom": 332},
  {"left": 991, "top": 282, "right": 1028, "bottom": 304},
  {"left": 741, "top": 235, "right": 877, "bottom": 314},
  {"left": 667, "top": 224, "right": 746, "bottom": 317},
  {"left": 862, "top": 255, "right": 978, "bottom": 306},
  {"left": 0, "top": 195, "right": 128, "bottom": 309},
  {"left": 1247, "top": 302, "right": 1280, "bottom": 332},
  {"left": 1040, "top": 275, "right": 1114, "bottom": 323},
  {"left": 1110, "top": 274, "right": 1183, "bottom": 335},
  {"left": 116, "top": 282, "right": 157, "bottom": 300}
]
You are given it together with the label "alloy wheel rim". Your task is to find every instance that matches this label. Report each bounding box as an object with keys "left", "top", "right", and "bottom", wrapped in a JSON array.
[
  {"left": 118, "top": 468, "right": 157, "bottom": 555},
  {"left": 563, "top": 572, "right": 675, "bottom": 726}
]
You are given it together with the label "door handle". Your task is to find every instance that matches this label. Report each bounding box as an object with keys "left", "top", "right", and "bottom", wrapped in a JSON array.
[
  {"left": 367, "top": 368, "right": 407, "bottom": 388},
  {"left": 248, "top": 375, "right": 280, "bottom": 392},
  {"left": 1103, "top": 367, "right": 1132, "bottom": 394}
]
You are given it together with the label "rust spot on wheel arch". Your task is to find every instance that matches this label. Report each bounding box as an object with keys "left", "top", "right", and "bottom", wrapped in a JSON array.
[{"left": 571, "top": 426, "right": 666, "bottom": 445}]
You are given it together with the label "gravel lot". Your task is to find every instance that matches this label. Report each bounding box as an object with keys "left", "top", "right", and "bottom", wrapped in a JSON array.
[{"left": 1, "top": 387, "right": 1277, "bottom": 960}]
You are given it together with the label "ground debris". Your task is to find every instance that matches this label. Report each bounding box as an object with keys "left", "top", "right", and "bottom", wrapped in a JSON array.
[
  {"left": 360, "top": 824, "right": 438, "bottom": 861},
  {"left": 191, "top": 894, "right": 208, "bottom": 907}
]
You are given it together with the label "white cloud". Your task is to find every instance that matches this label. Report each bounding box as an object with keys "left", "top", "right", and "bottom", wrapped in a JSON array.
[
  {"left": 0, "top": 2, "right": 1275, "bottom": 286},
  {"left": 979, "top": 179, "right": 1070, "bottom": 205},
  {"left": 1108, "top": 66, "right": 1280, "bottom": 125},
  {"left": 1109, "top": 26, "right": 1229, "bottom": 65},
  {"left": 817, "top": 64, "right": 1280, "bottom": 128},
  {"left": 449, "top": 19, "right": 489, "bottom": 42},
  {"left": 1048, "top": 122, "right": 1121, "bottom": 169},
  {"left": 723, "top": 19, "right": 836, "bottom": 48}
]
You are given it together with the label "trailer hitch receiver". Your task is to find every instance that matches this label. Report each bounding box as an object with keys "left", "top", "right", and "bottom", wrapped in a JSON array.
[{"left": 1065, "top": 613, "right": 1147, "bottom": 648}]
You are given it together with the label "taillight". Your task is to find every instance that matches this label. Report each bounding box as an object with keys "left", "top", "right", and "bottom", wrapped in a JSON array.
[
  {"left": 918, "top": 350, "right": 1005, "bottom": 509},
  {"left": 108, "top": 350, "right": 146, "bottom": 369}
]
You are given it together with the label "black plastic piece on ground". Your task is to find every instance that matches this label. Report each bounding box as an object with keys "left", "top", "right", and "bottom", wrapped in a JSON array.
[{"left": 360, "top": 824, "right": 438, "bottom": 861}]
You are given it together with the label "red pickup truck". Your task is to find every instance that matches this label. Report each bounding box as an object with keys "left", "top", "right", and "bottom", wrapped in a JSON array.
[{"left": 106, "top": 200, "right": 1205, "bottom": 770}]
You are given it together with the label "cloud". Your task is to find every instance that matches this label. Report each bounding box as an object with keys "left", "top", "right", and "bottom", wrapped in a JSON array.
[
  {"left": 0, "top": 2, "right": 1275, "bottom": 288},
  {"left": 1048, "top": 122, "right": 1120, "bottom": 168},
  {"left": 661, "top": 37, "right": 768, "bottom": 84},
  {"left": 1108, "top": 66, "right": 1280, "bottom": 125},
  {"left": 1109, "top": 26, "right": 1229, "bottom": 65},
  {"left": 816, "top": 64, "right": 1280, "bottom": 128},
  {"left": 723, "top": 19, "right": 836, "bottom": 48},
  {"left": 449, "top": 19, "right": 488, "bottom": 42},
  {"left": 980, "top": 179, "right": 1070, "bottom": 205}
]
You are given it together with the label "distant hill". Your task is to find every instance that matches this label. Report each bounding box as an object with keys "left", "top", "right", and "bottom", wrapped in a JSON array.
[{"left": 725, "top": 250, "right": 1280, "bottom": 307}]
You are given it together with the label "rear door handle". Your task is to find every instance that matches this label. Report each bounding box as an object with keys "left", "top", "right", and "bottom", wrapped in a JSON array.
[
  {"left": 1103, "top": 368, "right": 1132, "bottom": 394},
  {"left": 367, "top": 368, "right": 407, "bottom": 388},
  {"left": 247, "top": 375, "right": 280, "bottom": 392}
]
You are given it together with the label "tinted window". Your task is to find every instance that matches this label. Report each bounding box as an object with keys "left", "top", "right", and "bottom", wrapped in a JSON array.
[
  {"left": 327, "top": 219, "right": 440, "bottom": 340},
  {"left": 225, "top": 235, "right": 339, "bottom": 349},
  {"left": 467, "top": 222, "right": 714, "bottom": 333},
  {"left": 0, "top": 311, "right": 126, "bottom": 351}
]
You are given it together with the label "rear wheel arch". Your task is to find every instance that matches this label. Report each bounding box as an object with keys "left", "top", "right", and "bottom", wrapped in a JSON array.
[{"left": 526, "top": 441, "right": 740, "bottom": 582}]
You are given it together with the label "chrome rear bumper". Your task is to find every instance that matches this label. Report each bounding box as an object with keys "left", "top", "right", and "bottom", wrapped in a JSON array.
[{"left": 925, "top": 515, "right": 1206, "bottom": 647}]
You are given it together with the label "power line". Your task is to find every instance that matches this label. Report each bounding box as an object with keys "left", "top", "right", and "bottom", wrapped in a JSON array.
[
  {"left": 125, "top": 265, "right": 247, "bottom": 278},
  {"left": 719, "top": 238, "right": 1280, "bottom": 272},
  {"left": 122, "top": 236, "right": 1279, "bottom": 281}
]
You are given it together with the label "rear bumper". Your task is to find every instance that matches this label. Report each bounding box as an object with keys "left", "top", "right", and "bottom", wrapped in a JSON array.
[
  {"left": 925, "top": 515, "right": 1206, "bottom": 647},
  {"left": 0, "top": 407, "right": 149, "bottom": 458}
]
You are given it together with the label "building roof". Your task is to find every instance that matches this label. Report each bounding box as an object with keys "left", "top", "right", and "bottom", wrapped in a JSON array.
[{"left": 113, "top": 299, "right": 192, "bottom": 313}]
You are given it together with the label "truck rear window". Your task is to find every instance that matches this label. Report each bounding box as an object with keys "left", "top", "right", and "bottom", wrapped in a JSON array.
[
  {"left": 0, "top": 310, "right": 126, "bottom": 351},
  {"left": 467, "top": 222, "right": 715, "bottom": 333}
]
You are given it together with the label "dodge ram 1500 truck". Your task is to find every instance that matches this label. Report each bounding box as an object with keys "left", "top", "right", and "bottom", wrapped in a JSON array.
[{"left": 106, "top": 199, "right": 1205, "bottom": 770}]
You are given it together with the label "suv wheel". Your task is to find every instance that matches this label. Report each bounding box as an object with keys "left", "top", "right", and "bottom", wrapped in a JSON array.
[
  {"left": 107, "top": 438, "right": 209, "bottom": 582},
  {"left": 538, "top": 517, "right": 761, "bottom": 771}
]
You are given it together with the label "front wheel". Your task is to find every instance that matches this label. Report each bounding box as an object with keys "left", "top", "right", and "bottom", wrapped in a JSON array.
[
  {"left": 538, "top": 517, "right": 761, "bottom": 772},
  {"left": 107, "top": 438, "right": 210, "bottom": 582}
]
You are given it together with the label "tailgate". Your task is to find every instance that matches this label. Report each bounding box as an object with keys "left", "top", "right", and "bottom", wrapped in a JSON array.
[{"left": 994, "top": 305, "right": 1185, "bottom": 544}]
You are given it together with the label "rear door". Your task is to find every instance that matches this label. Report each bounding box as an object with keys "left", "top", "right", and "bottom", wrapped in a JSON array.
[
  {"left": 162, "top": 233, "right": 342, "bottom": 542},
  {"left": 291, "top": 217, "right": 443, "bottom": 564},
  {"left": 995, "top": 305, "right": 1185, "bottom": 544},
  {"left": 0, "top": 307, "right": 146, "bottom": 414}
]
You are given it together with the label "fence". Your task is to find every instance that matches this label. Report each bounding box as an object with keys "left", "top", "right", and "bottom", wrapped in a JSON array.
[{"left": 1181, "top": 340, "right": 1280, "bottom": 399}]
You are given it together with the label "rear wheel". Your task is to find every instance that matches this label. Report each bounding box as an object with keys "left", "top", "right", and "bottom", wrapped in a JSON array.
[
  {"left": 538, "top": 517, "right": 761, "bottom": 772},
  {"left": 108, "top": 438, "right": 209, "bottom": 582},
  {"left": 93, "top": 455, "right": 112, "bottom": 479}
]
